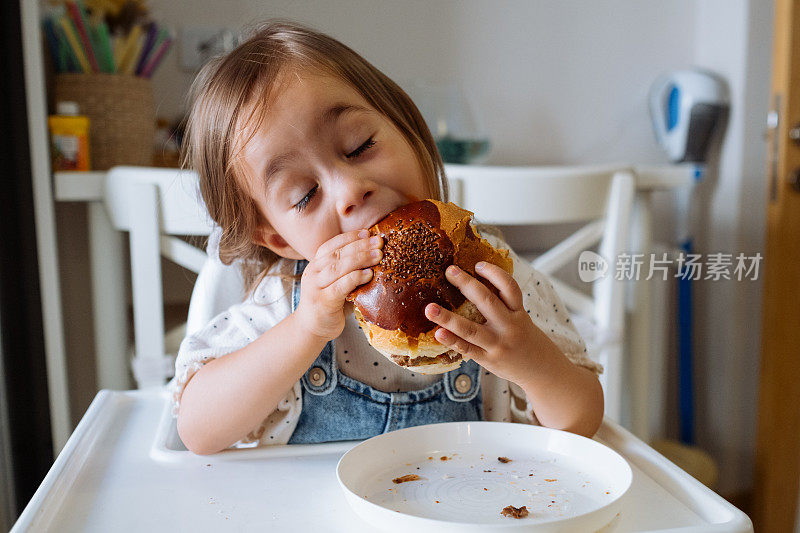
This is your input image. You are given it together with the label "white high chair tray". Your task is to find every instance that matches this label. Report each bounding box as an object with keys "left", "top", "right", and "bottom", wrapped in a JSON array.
[
  {"left": 13, "top": 390, "right": 752, "bottom": 532},
  {"left": 336, "top": 421, "right": 633, "bottom": 532}
]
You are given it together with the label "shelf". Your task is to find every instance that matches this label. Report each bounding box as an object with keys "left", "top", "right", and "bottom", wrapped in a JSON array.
[{"left": 53, "top": 170, "right": 106, "bottom": 202}]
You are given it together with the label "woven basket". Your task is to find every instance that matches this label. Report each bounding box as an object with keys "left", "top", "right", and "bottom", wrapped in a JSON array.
[{"left": 54, "top": 74, "right": 155, "bottom": 170}]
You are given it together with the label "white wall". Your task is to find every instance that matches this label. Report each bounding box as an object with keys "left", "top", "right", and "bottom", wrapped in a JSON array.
[
  {"left": 150, "top": 0, "right": 696, "bottom": 168},
  {"left": 691, "top": 0, "right": 771, "bottom": 499},
  {"left": 77, "top": 0, "right": 763, "bottom": 498}
]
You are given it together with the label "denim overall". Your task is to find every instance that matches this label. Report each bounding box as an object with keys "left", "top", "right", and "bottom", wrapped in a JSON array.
[{"left": 288, "top": 260, "right": 483, "bottom": 444}]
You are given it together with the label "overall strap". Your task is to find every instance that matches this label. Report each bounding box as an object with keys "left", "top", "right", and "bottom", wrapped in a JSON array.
[
  {"left": 443, "top": 358, "right": 482, "bottom": 402},
  {"left": 292, "top": 260, "right": 338, "bottom": 395}
]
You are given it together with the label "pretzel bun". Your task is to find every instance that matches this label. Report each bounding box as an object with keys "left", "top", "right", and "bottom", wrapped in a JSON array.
[{"left": 346, "top": 199, "right": 513, "bottom": 374}]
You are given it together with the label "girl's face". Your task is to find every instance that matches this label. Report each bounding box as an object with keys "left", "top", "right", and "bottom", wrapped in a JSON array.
[{"left": 239, "top": 70, "right": 429, "bottom": 260}]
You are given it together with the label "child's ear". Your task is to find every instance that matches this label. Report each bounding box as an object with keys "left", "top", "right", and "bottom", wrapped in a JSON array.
[{"left": 252, "top": 225, "right": 304, "bottom": 260}]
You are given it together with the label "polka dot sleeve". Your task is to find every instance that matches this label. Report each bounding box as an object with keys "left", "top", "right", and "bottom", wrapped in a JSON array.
[
  {"left": 481, "top": 233, "right": 603, "bottom": 426},
  {"left": 482, "top": 233, "right": 603, "bottom": 375},
  {"left": 171, "top": 260, "right": 303, "bottom": 447},
  {"left": 522, "top": 268, "right": 604, "bottom": 375}
]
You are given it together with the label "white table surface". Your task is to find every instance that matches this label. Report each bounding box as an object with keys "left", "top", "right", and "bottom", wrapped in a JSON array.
[{"left": 13, "top": 390, "right": 751, "bottom": 532}]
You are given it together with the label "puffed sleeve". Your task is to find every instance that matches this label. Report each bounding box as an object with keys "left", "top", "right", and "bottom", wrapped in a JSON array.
[
  {"left": 480, "top": 233, "right": 603, "bottom": 426},
  {"left": 171, "top": 260, "right": 303, "bottom": 446},
  {"left": 483, "top": 233, "right": 603, "bottom": 374}
]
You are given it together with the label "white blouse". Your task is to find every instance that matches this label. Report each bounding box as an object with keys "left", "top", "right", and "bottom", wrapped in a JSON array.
[{"left": 172, "top": 234, "right": 603, "bottom": 447}]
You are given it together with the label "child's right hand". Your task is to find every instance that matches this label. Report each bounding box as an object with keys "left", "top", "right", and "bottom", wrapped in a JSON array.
[{"left": 294, "top": 229, "right": 383, "bottom": 341}]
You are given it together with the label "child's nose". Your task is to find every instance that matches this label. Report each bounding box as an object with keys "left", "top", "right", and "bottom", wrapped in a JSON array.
[
  {"left": 337, "top": 179, "right": 375, "bottom": 217},
  {"left": 342, "top": 190, "right": 373, "bottom": 215}
]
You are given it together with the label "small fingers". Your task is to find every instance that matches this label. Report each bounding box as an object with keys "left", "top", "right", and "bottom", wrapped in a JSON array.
[
  {"left": 475, "top": 261, "right": 523, "bottom": 311},
  {"left": 316, "top": 235, "right": 383, "bottom": 287},
  {"left": 327, "top": 267, "right": 374, "bottom": 302},
  {"left": 315, "top": 229, "right": 370, "bottom": 259},
  {"left": 425, "top": 303, "right": 495, "bottom": 350},
  {"left": 432, "top": 327, "right": 486, "bottom": 360},
  {"left": 445, "top": 265, "right": 508, "bottom": 322},
  {"left": 337, "top": 234, "right": 383, "bottom": 258}
]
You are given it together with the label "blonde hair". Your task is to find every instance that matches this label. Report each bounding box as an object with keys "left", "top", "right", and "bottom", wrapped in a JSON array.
[{"left": 182, "top": 19, "right": 447, "bottom": 294}]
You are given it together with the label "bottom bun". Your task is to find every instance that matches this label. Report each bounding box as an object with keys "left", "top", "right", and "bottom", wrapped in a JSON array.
[
  {"left": 378, "top": 350, "right": 466, "bottom": 375},
  {"left": 400, "top": 359, "right": 463, "bottom": 375}
]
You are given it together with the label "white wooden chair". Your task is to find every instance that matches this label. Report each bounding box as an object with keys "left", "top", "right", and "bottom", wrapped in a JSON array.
[
  {"left": 445, "top": 164, "right": 635, "bottom": 422},
  {"left": 104, "top": 166, "right": 216, "bottom": 389}
]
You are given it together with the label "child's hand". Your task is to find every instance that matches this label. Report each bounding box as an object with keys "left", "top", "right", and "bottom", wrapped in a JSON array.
[
  {"left": 294, "top": 229, "right": 383, "bottom": 341},
  {"left": 424, "top": 262, "right": 558, "bottom": 384}
]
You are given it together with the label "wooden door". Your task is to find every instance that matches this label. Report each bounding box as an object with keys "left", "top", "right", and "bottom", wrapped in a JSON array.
[{"left": 754, "top": 1, "right": 800, "bottom": 531}]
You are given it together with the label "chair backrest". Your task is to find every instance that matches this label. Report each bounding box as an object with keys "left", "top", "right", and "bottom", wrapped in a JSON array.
[
  {"left": 445, "top": 163, "right": 635, "bottom": 421},
  {"left": 105, "top": 166, "right": 215, "bottom": 388},
  {"left": 446, "top": 163, "right": 625, "bottom": 224}
]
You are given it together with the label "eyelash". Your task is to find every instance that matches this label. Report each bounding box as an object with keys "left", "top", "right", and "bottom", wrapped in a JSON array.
[
  {"left": 346, "top": 136, "right": 376, "bottom": 159},
  {"left": 294, "top": 185, "right": 318, "bottom": 212},
  {"left": 292, "top": 137, "right": 376, "bottom": 212}
]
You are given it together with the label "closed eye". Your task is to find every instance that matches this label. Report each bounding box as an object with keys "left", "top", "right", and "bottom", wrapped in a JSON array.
[
  {"left": 346, "top": 137, "right": 376, "bottom": 159},
  {"left": 294, "top": 185, "right": 318, "bottom": 212}
]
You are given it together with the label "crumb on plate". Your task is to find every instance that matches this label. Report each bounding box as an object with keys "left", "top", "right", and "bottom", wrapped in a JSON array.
[
  {"left": 392, "top": 474, "right": 421, "bottom": 484},
  {"left": 501, "top": 505, "right": 529, "bottom": 519},
  {"left": 498, "top": 456, "right": 511, "bottom": 463}
]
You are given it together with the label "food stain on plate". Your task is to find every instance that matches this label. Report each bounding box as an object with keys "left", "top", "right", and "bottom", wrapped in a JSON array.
[{"left": 362, "top": 451, "right": 607, "bottom": 524}]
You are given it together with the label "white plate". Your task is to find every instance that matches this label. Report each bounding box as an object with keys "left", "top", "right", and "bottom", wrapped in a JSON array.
[{"left": 337, "top": 421, "right": 632, "bottom": 532}]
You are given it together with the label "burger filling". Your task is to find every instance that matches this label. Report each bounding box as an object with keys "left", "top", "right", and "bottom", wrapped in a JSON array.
[{"left": 390, "top": 351, "right": 462, "bottom": 367}]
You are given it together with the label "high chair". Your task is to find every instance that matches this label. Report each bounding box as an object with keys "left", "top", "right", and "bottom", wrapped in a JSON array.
[
  {"left": 104, "top": 166, "right": 216, "bottom": 389},
  {"left": 445, "top": 164, "right": 634, "bottom": 422}
]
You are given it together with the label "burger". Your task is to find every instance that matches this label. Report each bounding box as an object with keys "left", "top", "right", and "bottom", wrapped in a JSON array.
[{"left": 346, "top": 199, "right": 513, "bottom": 374}]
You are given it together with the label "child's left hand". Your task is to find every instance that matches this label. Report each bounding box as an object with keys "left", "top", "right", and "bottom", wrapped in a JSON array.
[{"left": 424, "top": 262, "right": 559, "bottom": 385}]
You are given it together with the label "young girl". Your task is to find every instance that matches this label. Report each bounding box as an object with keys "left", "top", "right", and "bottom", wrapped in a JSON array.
[{"left": 174, "top": 20, "right": 604, "bottom": 455}]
